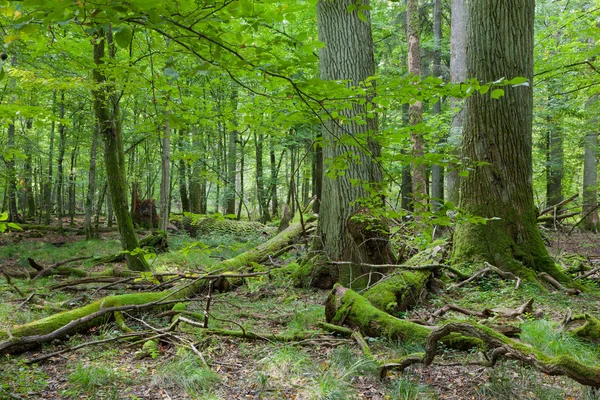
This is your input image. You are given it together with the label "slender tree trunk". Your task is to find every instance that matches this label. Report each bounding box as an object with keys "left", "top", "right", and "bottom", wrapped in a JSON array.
[
  {"left": 44, "top": 92, "right": 56, "bottom": 225},
  {"left": 56, "top": 91, "right": 66, "bottom": 230},
  {"left": 447, "top": 0, "right": 467, "bottom": 205},
  {"left": 270, "top": 145, "right": 280, "bottom": 217},
  {"left": 545, "top": 110, "right": 564, "bottom": 210},
  {"left": 160, "top": 109, "right": 171, "bottom": 231},
  {"left": 5, "top": 122, "right": 20, "bottom": 223},
  {"left": 582, "top": 96, "right": 599, "bottom": 231},
  {"left": 226, "top": 89, "right": 238, "bottom": 216},
  {"left": 407, "top": 0, "right": 426, "bottom": 210},
  {"left": 92, "top": 27, "right": 149, "bottom": 271},
  {"left": 85, "top": 125, "right": 99, "bottom": 239},
  {"left": 94, "top": 181, "right": 107, "bottom": 233},
  {"left": 255, "top": 133, "right": 271, "bottom": 223},
  {"left": 316, "top": 0, "right": 390, "bottom": 288},
  {"left": 68, "top": 141, "right": 78, "bottom": 226},
  {"left": 312, "top": 132, "right": 322, "bottom": 214},
  {"left": 452, "top": 0, "right": 564, "bottom": 281},
  {"left": 430, "top": 0, "right": 444, "bottom": 210},
  {"left": 178, "top": 130, "right": 190, "bottom": 212}
]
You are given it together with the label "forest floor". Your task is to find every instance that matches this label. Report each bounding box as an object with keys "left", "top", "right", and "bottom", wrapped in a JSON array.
[{"left": 1, "top": 220, "right": 600, "bottom": 399}]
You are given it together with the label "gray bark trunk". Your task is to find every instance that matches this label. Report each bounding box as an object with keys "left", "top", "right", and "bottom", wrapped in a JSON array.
[
  {"left": 452, "top": 0, "right": 562, "bottom": 281},
  {"left": 316, "top": 0, "right": 389, "bottom": 288},
  {"left": 85, "top": 125, "right": 99, "bottom": 239},
  {"left": 160, "top": 109, "right": 171, "bottom": 231},
  {"left": 407, "top": 0, "right": 426, "bottom": 210},
  {"left": 431, "top": 0, "right": 443, "bottom": 210},
  {"left": 447, "top": 0, "right": 467, "bottom": 205}
]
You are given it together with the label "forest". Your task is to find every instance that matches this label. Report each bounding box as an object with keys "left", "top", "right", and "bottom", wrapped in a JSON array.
[{"left": 0, "top": 0, "right": 599, "bottom": 399}]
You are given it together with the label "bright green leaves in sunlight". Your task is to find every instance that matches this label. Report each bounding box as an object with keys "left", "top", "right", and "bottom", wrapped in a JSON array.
[{"left": 0, "top": 212, "right": 21, "bottom": 232}]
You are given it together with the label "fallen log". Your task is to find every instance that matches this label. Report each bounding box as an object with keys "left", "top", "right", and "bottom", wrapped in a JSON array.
[
  {"left": 0, "top": 222, "right": 310, "bottom": 354},
  {"left": 325, "top": 285, "right": 479, "bottom": 349}
]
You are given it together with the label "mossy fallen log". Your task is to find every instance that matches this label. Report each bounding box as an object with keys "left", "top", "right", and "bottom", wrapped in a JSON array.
[
  {"left": 362, "top": 242, "right": 449, "bottom": 313},
  {"left": 178, "top": 214, "right": 277, "bottom": 238},
  {"left": 0, "top": 223, "right": 309, "bottom": 354},
  {"left": 325, "top": 285, "right": 479, "bottom": 349},
  {"left": 569, "top": 314, "right": 600, "bottom": 342}
]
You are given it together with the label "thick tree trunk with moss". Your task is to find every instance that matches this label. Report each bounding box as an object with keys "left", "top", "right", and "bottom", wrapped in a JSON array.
[
  {"left": 92, "top": 29, "right": 149, "bottom": 272},
  {"left": 316, "top": 0, "right": 390, "bottom": 289},
  {"left": 452, "top": 0, "right": 566, "bottom": 282}
]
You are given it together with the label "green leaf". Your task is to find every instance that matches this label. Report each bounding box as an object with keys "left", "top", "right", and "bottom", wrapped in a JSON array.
[
  {"left": 347, "top": 4, "right": 357, "bottom": 12},
  {"left": 507, "top": 76, "right": 528, "bottom": 85},
  {"left": 7, "top": 222, "right": 21, "bottom": 230},
  {"left": 478, "top": 84, "right": 490, "bottom": 95},
  {"left": 357, "top": 11, "right": 367, "bottom": 22},
  {"left": 114, "top": 26, "right": 132, "bottom": 49},
  {"left": 491, "top": 89, "right": 504, "bottom": 99},
  {"left": 458, "top": 170, "right": 470, "bottom": 177}
]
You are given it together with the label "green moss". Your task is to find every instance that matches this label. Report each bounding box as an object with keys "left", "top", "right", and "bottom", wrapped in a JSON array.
[
  {"left": 364, "top": 270, "right": 431, "bottom": 312},
  {"left": 570, "top": 314, "right": 600, "bottom": 342}
]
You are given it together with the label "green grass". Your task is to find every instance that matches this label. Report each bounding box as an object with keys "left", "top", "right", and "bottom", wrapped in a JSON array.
[
  {"left": 520, "top": 319, "right": 600, "bottom": 365},
  {"left": 152, "top": 351, "right": 221, "bottom": 398},
  {"left": 66, "top": 361, "right": 135, "bottom": 399},
  {"left": 0, "top": 357, "right": 49, "bottom": 397},
  {"left": 387, "top": 377, "right": 435, "bottom": 400}
]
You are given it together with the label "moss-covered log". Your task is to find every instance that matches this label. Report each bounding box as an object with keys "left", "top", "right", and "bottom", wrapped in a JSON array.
[
  {"left": 568, "top": 314, "right": 600, "bottom": 342},
  {"left": 362, "top": 242, "right": 451, "bottom": 313},
  {"left": 0, "top": 223, "right": 308, "bottom": 354},
  {"left": 325, "top": 285, "right": 478, "bottom": 349},
  {"left": 179, "top": 214, "right": 277, "bottom": 238}
]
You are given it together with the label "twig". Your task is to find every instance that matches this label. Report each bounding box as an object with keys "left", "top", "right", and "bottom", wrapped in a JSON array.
[
  {"left": 539, "top": 193, "right": 579, "bottom": 216},
  {"left": 451, "top": 262, "right": 520, "bottom": 290}
]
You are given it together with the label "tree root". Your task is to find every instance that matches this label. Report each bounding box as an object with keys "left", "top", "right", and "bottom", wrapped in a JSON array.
[
  {"left": 423, "top": 322, "right": 600, "bottom": 387},
  {"left": 452, "top": 262, "right": 521, "bottom": 290}
]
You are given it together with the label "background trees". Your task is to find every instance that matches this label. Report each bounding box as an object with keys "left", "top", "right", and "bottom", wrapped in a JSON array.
[{"left": 0, "top": 0, "right": 597, "bottom": 273}]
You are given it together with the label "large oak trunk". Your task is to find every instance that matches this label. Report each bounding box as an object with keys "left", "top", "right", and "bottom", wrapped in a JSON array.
[{"left": 452, "top": 0, "right": 565, "bottom": 282}]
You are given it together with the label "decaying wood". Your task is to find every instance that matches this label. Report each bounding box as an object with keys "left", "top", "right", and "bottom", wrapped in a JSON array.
[
  {"left": 539, "top": 272, "right": 581, "bottom": 295},
  {"left": 30, "top": 256, "right": 94, "bottom": 281},
  {"left": 538, "top": 193, "right": 579, "bottom": 216},
  {"left": 537, "top": 212, "right": 579, "bottom": 223},
  {"left": 452, "top": 262, "right": 521, "bottom": 289}
]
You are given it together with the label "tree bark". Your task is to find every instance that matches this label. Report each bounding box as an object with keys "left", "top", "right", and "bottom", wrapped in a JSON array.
[
  {"left": 177, "top": 131, "right": 190, "bottom": 213},
  {"left": 85, "top": 125, "right": 99, "bottom": 239},
  {"left": 92, "top": 28, "right": 149, "bottom": 272},
  {"left": 407, "top": 0, "right": 426, "bottom": 210},
  {"left": 582, "top": 96, "right": 599, "bottom": 232},
  {"left": 44, "top": 91, "right": 56, "bottom": 225},
  {"left": 160, "top": 108, "right": 171, "bottom": 231},
  {"left": 316, "top": 0, "right": 389, "bottom": 288},
  {"left": 430, "top": 0, "right": 444, "bottom": 210},
  {"left": 255, "top": 133, "right": 271, "bottom": 223},
  {"left": 446, "top": 0, "right": 467, "bottom": 206},
  {"left": 56, "top": 91, "right": 66, "bottom": 230},
  {"left": 452, "top": 0, "right": 566, "bottom": 282}
]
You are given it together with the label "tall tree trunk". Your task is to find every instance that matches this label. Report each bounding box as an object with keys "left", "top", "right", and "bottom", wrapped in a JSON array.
[
  {"left": 452, "top": 0, "right": 564, "bottom": 282},
  {"left": 5, "top": 122, "right": 20, "bottom": 223},
  {"left": 160, "top": 109, "right": 171, "bottom": 231},
  {"left": 447, "top": 0, "right": 467, "bottom": 205},
  {"left": 401, "top": 104, "right": 413, "bottom": 212},
  {"left": 312, "top": 132, "right": 322, "bottom": 214},
  {"left": 92, "top": 27, "right": 149, "bottom": 271},
  {"left": 270, "top": 145, "right": 280, "bottom": 217},
  {"left": 94, "top": 181, "right": 107, "bottom": 233},
  {"left": 582, "top": 96, "right": 599, "bottom": 231},
  {"left": 85, "top": 125, "right": 99, "bottom": 239},
  {"left": 178, "top": 130, "right": 190, "bottom": 212},
  {"left": 56, "top": 91, "right": 66, "bottom": 230},
  {"left": 23, "top": 120, "right": 36, "bottom": 219},
  {"left": 407, "top": 0, "right": 426, "bottom": 210},
  {"left": 430, "top": 0, "right": 444, "bottom": 210},
  {"left": 226, "top": 89, "right": 238, "bottom": 216},
  {"left": 316, "top": 0, "right": 390, "bottom": 288},
  {"left": 545, "top": 109, "right": 564, "bottom": 210},
  {"left": 255, "top": 133, "right": 270, "bottom": 223},
  {"left": 44, "top": 91, "right": 56, "bottom": 225},
  {"left": 68, "top": 141, "right": 78, "bottom": 226}
]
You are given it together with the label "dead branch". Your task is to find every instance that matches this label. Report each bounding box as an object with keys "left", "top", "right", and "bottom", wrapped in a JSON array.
[
  {"left": 31, "top": 256, "right": 94, "bottom": 281},
  {"left": 539, "top": 272, "right": 581, "bottom": 295},
  {"left": 430, "top": 304, "right": 494, "bottom": 322},
  {"left": 539, "top": 193, "right": 579, "bottom": 216},
  {"left": 452, "top": 262, "right": 521, "bottom": 290},
  {"left": 537, "top": 212, "right": 579, "bottom": 223}
]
